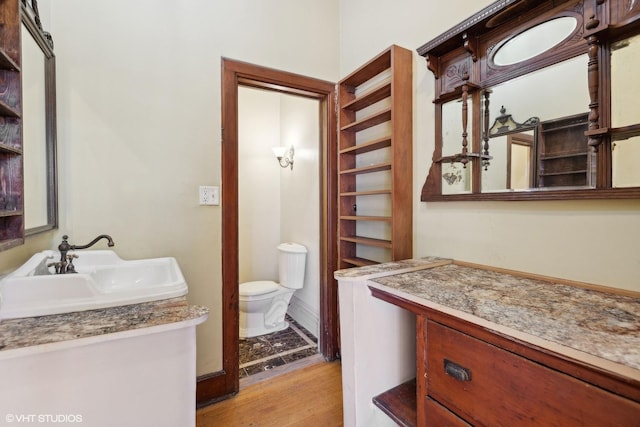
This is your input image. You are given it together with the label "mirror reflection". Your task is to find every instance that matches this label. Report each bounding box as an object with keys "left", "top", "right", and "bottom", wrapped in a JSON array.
[
  {"left": 611, "top": 34, "right": 640, "bottom": 188},
  {"left": 20, "top": 9, "right": 57, "bottom": 235},
  {"left": 611, "top": 34, "right": 640, "bottom": 128},
  {"left": 441, "top": 97, "right": 472, "bottom": 194},
  {"left": 493, "top": 17, "right": 578, "bottom": 66},
  {"left": 21, "top": 23, "right": 48, "bottom": 230},
  {"left": 480, "top": 55, "right": 590, "bottom": 192}
]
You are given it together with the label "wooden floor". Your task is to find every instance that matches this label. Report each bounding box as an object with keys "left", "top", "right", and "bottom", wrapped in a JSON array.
[{"left": 196, "top": 361, "right": 344, "bottom": 427}]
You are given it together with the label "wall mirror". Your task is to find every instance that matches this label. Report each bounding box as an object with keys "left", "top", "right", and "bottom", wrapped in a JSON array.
[
  {"left": 419, "top": 0, "right": 640, "bottom": 201},
  {"left": 21, "top": 0, "right": 57, "bottom": 234}
]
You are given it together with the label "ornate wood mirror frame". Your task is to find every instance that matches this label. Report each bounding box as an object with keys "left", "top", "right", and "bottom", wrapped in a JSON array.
[
  {"left": 21, "top": 0, "right": 57, "bottom": 234},
  {"left": 420, "top": 0, "right": 640, "bottom": 201}
]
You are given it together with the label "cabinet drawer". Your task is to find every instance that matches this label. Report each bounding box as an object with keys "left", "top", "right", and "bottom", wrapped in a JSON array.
[
  {"left": 426, "top": 320, "right": 640, "bottom": 426},
  {"left": 425, "top": 397, "right": 471, "bottom": 426}
]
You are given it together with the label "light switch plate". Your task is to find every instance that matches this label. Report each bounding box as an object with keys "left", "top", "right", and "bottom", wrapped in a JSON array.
[{"left": 199, "top": 186, "right": 219, "bottom": 206}]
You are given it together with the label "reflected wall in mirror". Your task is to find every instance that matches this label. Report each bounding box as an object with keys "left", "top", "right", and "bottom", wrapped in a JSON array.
[
  {"left": 611, "top": 34, "right": 640, "bottom": 128},
  {"left": 21, "top": 3, "right": 57, "bottom": 235},
  {"left": 611, "top": 34, "right": 640, "bottom": 188},
  {"left": 492, "top": 16, "right": 578, "bottom": 66},
  {"left": 481, "top": 55, "right": 590, "bottom": 192},
  {"left": 419, "top": 0, "right": 640, "bottom": 201}
]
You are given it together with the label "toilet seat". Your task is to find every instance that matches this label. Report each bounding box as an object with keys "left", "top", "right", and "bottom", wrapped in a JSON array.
[{"left": 240, "top": 280, "right": 279, "bottom": 297}]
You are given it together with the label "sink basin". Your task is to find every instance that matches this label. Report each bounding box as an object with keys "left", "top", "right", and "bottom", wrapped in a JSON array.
[{"left": 0, "top": 250, "right": 188, "bottom": 319}]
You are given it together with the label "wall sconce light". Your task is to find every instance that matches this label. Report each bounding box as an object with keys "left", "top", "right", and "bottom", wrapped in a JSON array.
[
  {"left": 489, "top": 105, "right": 540, "bottom": 137},
  {"left": 272, "top": 146, "right": 294, "bottom": 170}
]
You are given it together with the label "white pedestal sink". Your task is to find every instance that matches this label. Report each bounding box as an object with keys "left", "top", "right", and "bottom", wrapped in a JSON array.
[{"left": 0, "top": 250, "right": 188, "bottom": 319}]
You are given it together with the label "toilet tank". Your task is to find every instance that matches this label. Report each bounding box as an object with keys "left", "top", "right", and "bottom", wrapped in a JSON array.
[{"left": 277, "top": 242, "right": 307, "bottom": 289}]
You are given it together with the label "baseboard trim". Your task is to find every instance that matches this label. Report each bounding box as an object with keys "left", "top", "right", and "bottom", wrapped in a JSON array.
[
  {"left": 287, "top": 296, "right": 319, "bottom": 338},
  {"left": 196, "top": 370, "right": 237, "bottom": 409}
]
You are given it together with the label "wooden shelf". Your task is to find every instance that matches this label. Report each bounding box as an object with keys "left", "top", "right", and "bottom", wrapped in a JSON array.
[
  {"left": 340, "top": 162, "right": 391, "bottom": 176},
  {"left": 0, "top": 141, "right": 21, "bottom": 155},
  {"left": 340, "top": 235, "right": 392, "bottom": 248},
  {"left": 0, "top": 99, "right": 20, "bottom": 118},
  {"left": 610, "top": 123, "right": 640, "bottom": 141},
  {"left": 340, "top": 108, "right": 391, "bottom": 133},
  {"left": 341, "top": 257, "right": 379, "bottom": 267},
  {"left": 0, "top": 237, "right": 24, "bottom": 252},
  {"left": 0, "top": 209, "right": 22, "bottom": 218},
  {"left": 340, "top": 215, "right": 392, "bottom": 222},
  {"left": 342, "top": 81, "right": 391, "bottom": 112},
  {"left": 372, "top": 379, "right": 417, "bottom": 427},
  {"left": 540, "top": 152, "right": 588, "bottom": 160},
  {"left": 341, "top": 48, "right": 393, "bottom": 88},
  {"left": 339, "top": 136, "right": 392, "bottom": 155},
  {"left": 540, "top": 169, "right": 588, "bottom": 177},
  {"left": 0, "top": 47, "right": 19, "bottom": 71},
  {"left": 340, "top": 189, "right": 391, "bottom": 197}
]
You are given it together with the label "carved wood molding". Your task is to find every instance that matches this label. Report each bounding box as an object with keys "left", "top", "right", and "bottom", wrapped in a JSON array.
[
  {"left": 417, "top": 0, "right": 522, "bottom": 57},
  {"left": 586, "top": 35, "right": 603, "bottom": 151}
]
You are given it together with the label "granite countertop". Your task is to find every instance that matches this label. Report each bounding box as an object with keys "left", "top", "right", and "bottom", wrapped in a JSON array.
[
  {"left": 334, "top": 257, "right": 451, "bottom": 280},
  {"left": 369, "top": 263, "right": 640, "bottom": 374},
  {"left": 0, "top": 297, "right": 209, "bottom": 354}
]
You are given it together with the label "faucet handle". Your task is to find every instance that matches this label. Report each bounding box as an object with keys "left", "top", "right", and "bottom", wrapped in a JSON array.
[
  {"left": 65, "top": 254, "right": 79, "bottom": 274},
  {"left": 47, "top": 261, "right": 65, "bottom": 275}
]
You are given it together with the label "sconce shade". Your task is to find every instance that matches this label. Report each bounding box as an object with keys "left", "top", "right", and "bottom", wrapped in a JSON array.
[
  {"left": 272, "top": 146, "right": 294, "bottom": 170},
  {"left": 272, "top": 146, "right": 287, "bottom": 158}
]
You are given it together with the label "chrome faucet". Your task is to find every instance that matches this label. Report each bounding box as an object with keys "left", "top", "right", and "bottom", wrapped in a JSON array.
[{"left": 51, "top": 234, "right": 115, "bottom": 274}]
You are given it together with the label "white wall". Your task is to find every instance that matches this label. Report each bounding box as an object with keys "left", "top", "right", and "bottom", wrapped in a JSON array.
[
  {"left": 279, "top": 94, "right": 321, "bottom": 336},
  {"left": 339, "top": 0, "right": 640, "bottom": 291},
  {"left": 239, "top": 88, "right": 281, "bottom": 283},
  {"left": 0, "top": 0, "right": 339, "bottom": 377}
]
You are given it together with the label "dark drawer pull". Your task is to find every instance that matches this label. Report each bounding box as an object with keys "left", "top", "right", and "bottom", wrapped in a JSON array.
[{"left": 444, "top": 359, "right": 472, "bottom": 382}]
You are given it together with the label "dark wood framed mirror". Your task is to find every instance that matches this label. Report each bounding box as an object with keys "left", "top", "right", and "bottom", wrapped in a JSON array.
[
  {"left": 420, "top": 0, "right": 640, "bottom": 201},
  {"left": 21, "top": 0, "right": 57, "bottom": 234}
]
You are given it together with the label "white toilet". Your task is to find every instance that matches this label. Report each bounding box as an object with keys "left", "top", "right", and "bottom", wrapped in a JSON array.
[{"left": 239, "top": 242, "right": 307, "bottom": 338}]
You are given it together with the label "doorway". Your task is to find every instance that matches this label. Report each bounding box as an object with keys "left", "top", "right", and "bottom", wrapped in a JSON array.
[
  {"left": 196, "top": 58, "right": 339, "bottom": 405},
  {"left": 238, "top": 87, "right": 321, "bottom": 382}
]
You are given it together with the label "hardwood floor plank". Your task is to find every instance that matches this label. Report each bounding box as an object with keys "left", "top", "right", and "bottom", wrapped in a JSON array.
[{"left": 196, "top": 361, "right": 343, "bottom": 426}]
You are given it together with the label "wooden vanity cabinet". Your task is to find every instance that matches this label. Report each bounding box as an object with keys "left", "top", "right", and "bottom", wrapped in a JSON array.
[
  {"left": 370, "top": 286, "right": 640, "bottom": 427},
  {"left": 422, "top": 317, "right": 639, "bottom": 426}
]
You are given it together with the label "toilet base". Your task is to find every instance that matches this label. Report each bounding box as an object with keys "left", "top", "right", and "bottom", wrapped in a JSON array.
[
  {"left": 240, "top": 319, "right": 289, "bottom": 338},
  {"left": 239, "top": 289, "right": 294, "bottom": 338}
]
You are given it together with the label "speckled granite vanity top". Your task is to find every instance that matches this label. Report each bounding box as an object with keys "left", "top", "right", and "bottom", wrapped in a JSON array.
[
  {"left": 334, "top": 256, "right": 451, "bottom": 280},
  {"left": 364, "top": 260, "right": 640, "bottom": 374},
  {"left": 0, "top": 297, "right": 208, "bottom": 354}
]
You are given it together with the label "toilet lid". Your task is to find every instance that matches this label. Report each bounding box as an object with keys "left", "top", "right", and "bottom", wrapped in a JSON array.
[{"left": 240, "top": 280, "right": 279, "bottom": 297}]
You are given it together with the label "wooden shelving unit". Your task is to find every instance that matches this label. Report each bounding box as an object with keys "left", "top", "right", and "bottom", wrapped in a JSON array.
[
  {"left": 0, "top": 0, "right": 24, "bottom": 250},
  {"left": 337, "top": 45, "right": 413, "bottom": 269},
  {"left": 537, "top": 113, "right": 590, "bottom": 188},
  {"left": 372, "top": 379, "right": 417, "bottom": 427}
]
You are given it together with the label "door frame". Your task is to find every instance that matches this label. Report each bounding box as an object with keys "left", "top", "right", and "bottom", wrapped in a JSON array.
[{"left": 197, "top": 58, "right": 339, "bottom": 406}]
